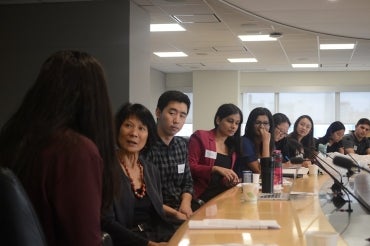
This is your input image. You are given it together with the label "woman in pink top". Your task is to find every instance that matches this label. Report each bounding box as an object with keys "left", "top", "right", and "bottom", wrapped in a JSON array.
[{"left": 188, "top": 103, "right": 243, "bottom": 210}]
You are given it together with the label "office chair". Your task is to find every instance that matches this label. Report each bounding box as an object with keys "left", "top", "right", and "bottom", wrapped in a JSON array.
[{"left": 0, "top": 167, "right": 47, "bottom": 246}]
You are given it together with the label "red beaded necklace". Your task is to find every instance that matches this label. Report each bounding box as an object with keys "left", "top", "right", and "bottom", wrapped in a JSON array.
[{"left": 120, "top": 160, "right": 146, "bottom": 199}]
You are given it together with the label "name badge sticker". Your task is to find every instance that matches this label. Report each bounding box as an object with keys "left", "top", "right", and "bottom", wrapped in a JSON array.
[
  {"left": 178, "top": 164, "right": 185, "bottom": 174},
  {"left": 205, "top": 149, "right": 217, "bottom": 159}
]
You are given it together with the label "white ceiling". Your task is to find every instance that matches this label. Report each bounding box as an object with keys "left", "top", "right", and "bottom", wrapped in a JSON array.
[
  {"left": 133, "top": 0, "right": 370, "bottom": 73},
  {"left": 3, "top": 0, "right": 370, "bottom": 74}
]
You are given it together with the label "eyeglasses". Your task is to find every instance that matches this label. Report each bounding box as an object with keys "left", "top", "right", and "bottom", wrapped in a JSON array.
[
  {"left": 255, "top": 121, "right": 270, "bottom": 127},
  {"left": 276, "top": 127, "right": 288, "bottom": 137}
]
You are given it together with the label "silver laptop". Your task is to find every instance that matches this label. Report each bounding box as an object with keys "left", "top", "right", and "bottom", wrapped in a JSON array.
[{"left": 258, "top": 177, "right": 295, "bottom": 201}]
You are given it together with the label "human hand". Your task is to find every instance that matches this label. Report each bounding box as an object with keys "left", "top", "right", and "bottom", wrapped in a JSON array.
[
  {"left": 259, "top": 127, "right": 271, "bottom": 143},
  {"left": 179, "top": 204, "right": 193, "bottom": 219},
  {"left": 213, "top": 166, "right": 239, "bottom": 184}
]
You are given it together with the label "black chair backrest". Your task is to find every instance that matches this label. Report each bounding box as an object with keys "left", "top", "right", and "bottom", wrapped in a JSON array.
[{"left": 0, "top": 167, "right": 47, "bottom": 246}]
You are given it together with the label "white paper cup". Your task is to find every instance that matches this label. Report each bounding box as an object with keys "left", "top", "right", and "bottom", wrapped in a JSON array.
[
  {"left": 242, "top": 183, "right": 259, "bottom": 203},
  {"left": 309, "top": 164, "right": 318, "bottom": 176},
  {"left": 305, "top": 231, "right": 338, "bottom": 246},
  {"left": 252, "top": 173, "right": 260, "bottom": 184}
]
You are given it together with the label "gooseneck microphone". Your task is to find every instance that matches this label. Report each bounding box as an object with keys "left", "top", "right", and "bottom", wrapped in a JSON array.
[
  {"left": 314, "top": 154, "right": 353, "bottom": 212},
  {"left": 333, "top": 156, "right": 370, "bottom": 174},
  {"left": 315, "top": 153, "right": 370, "bottom": 213},
  {"left": 316, "top": 151, "right": 344, "bottom": 183}
]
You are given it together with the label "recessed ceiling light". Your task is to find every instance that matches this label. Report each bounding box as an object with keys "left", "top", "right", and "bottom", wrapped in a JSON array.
[
  {"left": 150, "top": 24, "right": 185, "bottom": 32},
  {"left": 238, "top": 35, "right": 277, "bottom": 41},
  {"left": 320, "top": 44, "right": 355, "bottom": 50},
  {"left": 153, "top": 52, "right": 188, "bottom": 57},
  {"left": 228, "top": 58, "right": 258, "bottom": 63},
  {"left": 292, "top": 64, "right": 319, "bottom": 68}
]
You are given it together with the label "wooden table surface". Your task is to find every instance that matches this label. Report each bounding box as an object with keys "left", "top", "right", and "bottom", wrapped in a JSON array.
[{"left": 168, "top": 174, "right": 347, "bottom": 246}]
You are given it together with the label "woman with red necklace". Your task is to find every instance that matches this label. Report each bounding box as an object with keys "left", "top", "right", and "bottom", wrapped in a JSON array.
[{"left": 102, "top": 103, "right": 175, "bottom": 246}]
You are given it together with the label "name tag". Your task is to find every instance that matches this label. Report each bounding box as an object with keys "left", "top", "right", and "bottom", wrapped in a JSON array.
[
  {"left": 178, "top": 164, "right": 185, "bottom": 174},
  {"left": 205, "top": 149, "right": 217, "bottom": 159},
  {"left": 354, "top": 145, "right": 358, "bottom": 151}
]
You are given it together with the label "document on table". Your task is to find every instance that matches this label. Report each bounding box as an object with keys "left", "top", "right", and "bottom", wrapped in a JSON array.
[{"left": 188, "top": 219, "right": 281, "bottom": 229}]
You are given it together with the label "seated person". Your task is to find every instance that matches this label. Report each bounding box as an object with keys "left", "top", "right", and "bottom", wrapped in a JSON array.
[
  {"left": 144, "top": 91, "right": 193, "bottom": 221},
  {"left": 102, "top": 103, "right": 175, "bottom": 246},
  {"left": 236, "top": 107, "right": 275, "bottom": 176},
  {"left": 273, "top": 113, "right": 291, "bottom": 163},
  {"left": 342, "top": 118, "right": 370, "bottom": 155},
  {"left": 0, "top": 50, "right": 119, "bottom": 246},
  {"left": 281, "top": 115, "right": 315, "bottom": 168},
  {"left": 315, "top": 121, "right": 345, "bottom": 154},
  {"left": 188, "top": 104, "right": 242, "bottom": 210}
]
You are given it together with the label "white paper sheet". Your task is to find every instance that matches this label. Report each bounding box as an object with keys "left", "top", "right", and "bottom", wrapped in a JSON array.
[{"left": 188, "top": 219, "right": 281, "bottom": 229}]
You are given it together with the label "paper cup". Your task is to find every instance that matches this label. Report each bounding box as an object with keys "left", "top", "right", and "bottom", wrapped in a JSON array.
[
  {"left": 305, "top": 231, "right": 338, "bottom": 246},
  {"left": 242, "top": 183, "right": 259, "bottom": 203},
  {"left": 309, "top": 165, "right": 318, "bottom": 176},
  {"left": 252, "top": 173, "right": 260, "bottom": 184}
]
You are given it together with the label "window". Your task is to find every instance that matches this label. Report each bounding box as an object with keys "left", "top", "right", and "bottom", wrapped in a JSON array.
[
  {"left": 339, "top": 92, "right": 370, "bottom": 124},
  {"left": 242, "top": 92, "right": 369, "bottom": 138}
]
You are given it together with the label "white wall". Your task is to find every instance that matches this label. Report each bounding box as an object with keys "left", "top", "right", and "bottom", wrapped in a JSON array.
[
  {"left": 149, "top": 68, "right": 166, "bottom": 114},
  {"left": 129, "top": 2, "right": 151, "bottom": 105},
  {"left": 193, "top": 71, "right": 240, "bottom": 131}
]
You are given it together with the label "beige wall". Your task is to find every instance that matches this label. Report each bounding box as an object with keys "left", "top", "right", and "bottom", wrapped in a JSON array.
[
  {"left": 161, "top": 70, "right": 370, "bottom": 131},
  {"left": 192, "top": 71, "right": 240, "bottom": 131}
]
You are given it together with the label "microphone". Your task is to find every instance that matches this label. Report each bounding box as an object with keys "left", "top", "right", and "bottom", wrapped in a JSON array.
[
  {"left": 348, "top": 154, "right": 361, "bottom": 173},
  {"left": 314, "top": 153, "right": 353, "bottom": 212},
  {"left": 333, "top": 156, "right": 370, "bottom": 174},
  {"left": 316, "top": 151, "right": 344, "bottom": 183}
]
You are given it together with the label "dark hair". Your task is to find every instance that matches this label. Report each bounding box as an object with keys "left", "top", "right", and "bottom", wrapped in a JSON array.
[
  {"left": 213, "top": 103, "right": 243, "bottom": 155},
  {"left": 115, "top": 103, "right": 157, "bottom": 154},
  {"left": 289, "top": 115, "right": 315, "bottom": 158},
  {"left": 0, "top": 50, "right": 119, "bottom": 210},
  {"left": 356, "top": 118, "right": 370, "bottom": 127},
  {"left": 244, "top": 107, "right": 275, "bottom": 156},
  {"left": 273, "top": 113, "right": 291, "bottom": 127},
  {"left": 321, "top": 121, "right": 345, "bottom": 142},
  {"left": 156, "top": 90, "right": 191, "bottom": 113}
]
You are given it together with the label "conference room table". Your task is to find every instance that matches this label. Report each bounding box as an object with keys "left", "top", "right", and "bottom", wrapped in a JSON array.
[{"left": 168, "top": 174, "right": 347, "bottom": 245}]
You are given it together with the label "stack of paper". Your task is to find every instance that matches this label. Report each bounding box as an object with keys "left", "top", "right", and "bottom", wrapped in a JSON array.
[{"left": 188, "top": 219, "right": 281, "bottom": 229}]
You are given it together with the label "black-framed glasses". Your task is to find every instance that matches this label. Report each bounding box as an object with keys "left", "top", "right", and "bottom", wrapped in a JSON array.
[
  {"left": 255, "top": 121, "right": 270, "bottom": 127},
  {"left": 276, "top": 127, "right": 288, "bottom": 137}
]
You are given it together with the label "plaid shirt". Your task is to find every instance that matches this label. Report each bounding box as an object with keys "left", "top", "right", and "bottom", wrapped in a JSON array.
[{"left": 144, "top": 136, "right": 193, "bottom": 209}]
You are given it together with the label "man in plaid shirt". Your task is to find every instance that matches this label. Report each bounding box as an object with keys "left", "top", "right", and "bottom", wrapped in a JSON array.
[{"left": 144, "top": 90, "right": 193, "bottom": 221}]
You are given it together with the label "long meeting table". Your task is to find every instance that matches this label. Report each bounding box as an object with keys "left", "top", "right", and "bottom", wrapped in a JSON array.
[{"left": 168, "top": 174, "right": 348, "bottom": 245}]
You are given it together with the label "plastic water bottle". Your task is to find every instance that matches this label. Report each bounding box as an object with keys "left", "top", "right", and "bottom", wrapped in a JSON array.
[{"left": 273, "top": 150, "right": 283, "bottom": 192}]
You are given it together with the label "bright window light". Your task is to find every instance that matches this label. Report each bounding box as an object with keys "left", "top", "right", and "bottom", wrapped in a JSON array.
[
  {"left": 150, "top": 24, "right": 185, "bottom": 32},
  {"left": 153, "top": 52, "right": 188, "bottom": 57},
  {"left": 292, "top": 64, "right": 319, "bottom": 68},
  {"left": 320, "top": 43, "right": 355, "bottom": 50},
  {"left": 238, "top": 35, "right": 277, "bottom": 41},
  {"left": 228, "top": 58, "right": 257, "bottom": 63}
]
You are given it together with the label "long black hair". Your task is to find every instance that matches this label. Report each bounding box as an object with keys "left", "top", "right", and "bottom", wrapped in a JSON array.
[
  {"left": 213, "top": 103, "right": 243, "bottom": 155},
  {"left": 288, "top": 115, "right": 315, "bottom": 158},
  {"left": 0, "top": 50, "right": 120, "bottom": 210},
  {"left": 243, "top": 107, "right": 275, "bottom": 157}
]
